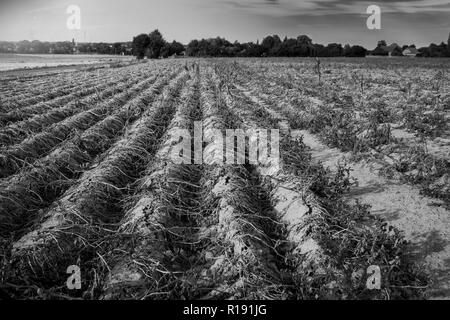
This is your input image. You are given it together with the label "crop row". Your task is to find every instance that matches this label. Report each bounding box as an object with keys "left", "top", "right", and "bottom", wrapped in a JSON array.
[
  {"left": 232, "top": 63, "right": 449, "bottom": 205},
  {"left": 0, "top": 62, "right": 148, "bottom": 110},
  {"left": 0, "top": 64, "right": 150, "bottom": 124},
  {"left": 0, "top": 71, "right": 108, "bottom": 112},
  {"left": 0, "top": 67, "right": 155, "bottom": 146},
  {"left": 0, "top": 68, "right": 183, "bottom": 237},
  {"left": 4, "top": 69, "right": 190, "bottom": 298},
  {"left": 0, "top": 71, "right": 165, "bottom": 178},
  {"left": 213, "top": 61, "right": 426, "bottom": 298},
  {"left": 103, "top": 73, "right": 201, "bottom": 299}
]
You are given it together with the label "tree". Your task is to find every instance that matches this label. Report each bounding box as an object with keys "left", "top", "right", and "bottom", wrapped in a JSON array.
[
  {"left": 438, "top": 42, "right": 448, "bottom": 57},
  {"left": 132, "top": 34, "right": 150, "bottom": 59},
  {"left": 377, "top": 40, "right": 387, "bottom": 47},
  {"left": 160, "top": 43, "right": 170, "bottom": 58},
  {"left": 418, "top": 47, "right": 430, "bottom": 57},
  {"left": 372, "top": 46, "right": 388, "bottom": 56},
  {"left": 345, "top": 45, "right": 367, "bottom": 57},
  {"left": 343, "top": 44, "right": 351, "bottom": 56},
  {"left": 239, "top": 42, "right": 264, "bottom": 57},
  {"left": 186, "top": 40, "right": 199, "bottom": 56},
  {"left": 113, "top": 42, "right": 125, "bottom": 55},
  {"left": 17, "top": 40, "right": 31, "bottom": 53},
  {"left": 147, "top": 29, "right": 166, "bottom": 58},
  {"left": 296, "top": 35, "right": 313, "bottom": 56},
  {"left": 391, "top": 46, "right": 403, "bottom": 56},
  {"left": 313, "top": 44, "right": 327, "bottom": 57},
  {"left": 447, "top": 33, "right": 450, "bottom": 55},
  {"left": 261, "top": 35, "right": 281, "bottom": 54},
  {"left": 51, "top": 41, "right": 73, "bottom": 54},
  {"left": 326, "top": 43, "right": 343, "bottom": 57},
  {"left": 297, "top": 35, "right": 312, "bottom": 45},
  {"left": 273, "top": 37, "right": 292, "bottom": 56},
  {"left": 161, "top": 40, "right": 185, "bottom": 58},
  {"left": 423, "top": 42, "right": 449, "bottom": 57},
  {"left": 170, "top": 41, "right": 185, "bottom": 55}
]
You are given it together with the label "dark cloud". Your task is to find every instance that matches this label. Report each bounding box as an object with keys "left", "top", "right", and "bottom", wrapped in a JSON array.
[
  {"left": 0, "top": 0, "right": 58, "bottom": 16},
  {"left": 225, "top": 0, "right": 450, "bottom": 15},
  {"left": 0, "top": 0, "right": 53, "bottom": 10},
  {"left": 224, "top": 0, "right": 280, "bottom": 10},
  {"left": 313, "top": 0, "right": 450, "bottom": 11}
]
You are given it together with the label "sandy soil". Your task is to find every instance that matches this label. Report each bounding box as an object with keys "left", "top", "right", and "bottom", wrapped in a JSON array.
[
  {"left": 297, "top": 129, "right": 450, "bottom": 299},
  {"left": 241, "top": 87, "right": 450, "bottom": 299},
  {"left": 391, "top": 126, "right": 450, "bottom": 160}
]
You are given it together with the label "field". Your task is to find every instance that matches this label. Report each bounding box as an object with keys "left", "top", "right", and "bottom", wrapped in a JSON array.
[
  {"left": 0, "top": 57, "right": 449, "bottom": 300},
  {"left": 0, "top": 53, "right": 134, "bottom": 72}
]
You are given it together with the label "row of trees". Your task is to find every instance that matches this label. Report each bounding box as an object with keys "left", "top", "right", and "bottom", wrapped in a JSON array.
[
  {"left": 418, "top": 33, "right": 450, "bottom": 57},
  {"left": 132, "top": 30, "right": 368, "bottom": 58},
  {"left": 370, "top": 39, "right": 450, "bottom": 57},
  {"left": 132, "top": 30, "right": 184, "bottom": 59},
  {"left": 133, "top": 30, "right": 450, "bottom": 59},
  {"left": 0, "top": 40, "right": 133, "bottom": 55},
  {"left": 185, "top": 36, "right": 367, "bottom": 57},
  {"left": 77, "top": 42, "right": 132, "bottom": 55},
  {"left": 3, "top": 31, "right": 448, "bottom": 58},
  {"left": 417, "top": 42, "right": 450, "bottom": 57}
]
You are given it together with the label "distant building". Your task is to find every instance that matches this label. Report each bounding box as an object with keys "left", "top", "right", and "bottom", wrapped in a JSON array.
[
  {"left": 72, "top": 38, "right": 80, "bottom": 54},
  {"left": 384, "top": 43, "right": 401, "bottom": 56},
  {"left": 402, "top": 46, "right": 418, "bottom": 57},
  {"left": 168, "top": 52, "right": 185, "bottom": 59},
  {"left": 369, "top": 42, "right": 402, "bottom": 57}
]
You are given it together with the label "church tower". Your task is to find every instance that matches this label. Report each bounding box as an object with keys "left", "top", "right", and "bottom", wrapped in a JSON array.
[{"left": 72, "top": 38, "right": 79, "bottom": 54}]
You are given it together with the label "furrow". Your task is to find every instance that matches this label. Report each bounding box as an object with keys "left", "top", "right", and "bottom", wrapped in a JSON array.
[
  {"left": 0, "top": 69, "right": 180, "bottom": 237},
  {"left": 6, "top": 70, "right": 190, "bottom": 296},
  {"left": 0, "top": 72, "right": 160, "bottom": 178}
]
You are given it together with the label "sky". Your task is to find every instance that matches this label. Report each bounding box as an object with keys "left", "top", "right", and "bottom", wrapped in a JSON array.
[{"left": 0, "top": 0, "right": 449, "bottom": 48}]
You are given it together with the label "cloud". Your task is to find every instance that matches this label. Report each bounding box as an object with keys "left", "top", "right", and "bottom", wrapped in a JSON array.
[
  {"left": 0, "top": 0, "right": 448, "bottom": 46},
  {"left": 221, "top": 0, "right": 450, "bottom": 16}
]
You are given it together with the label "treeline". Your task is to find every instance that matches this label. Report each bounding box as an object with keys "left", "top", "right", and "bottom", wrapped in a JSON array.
[
  {"left": 0, "top": 40, "right": 133, "bottom": 55},
  {"left": 417, "top": 42, "right": 450, "bottom": 57},
  {"left": 370, "top": 40, "right": 450, "bottom": 57},
  {"left": 418, "top": 32, "right": 450, "bottom": 57},
  {"left": 186, "top": 35, "right": 367, "bottom": 57},
  {"left": 133, "top": 30, "right": 450, "bottom": 59},
  {"left": 132, "top": 30, "right": 184, "bottom": 59},
  {"left": 133, "top": 30, "right": 367, "bottom": 58},
  {"left": 77, "top": 42, "right": 133, "bottom": 55},
  {"left": 4, "top": 31, "right": 448, "bottom": 58}
]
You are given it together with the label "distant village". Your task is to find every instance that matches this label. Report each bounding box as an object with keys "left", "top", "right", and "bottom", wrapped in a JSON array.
[
  {"left": 0, "top": 39, "right": 133, "bottom": 55},
  {"left": 370, "top": 41, "right": 419, "bottom": 57},
  {"left": 1, "top": 32, "right": 449, "bottom": 58},
  {"left": 367, "top": 40, "right": 438, "bottom": 58}
]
